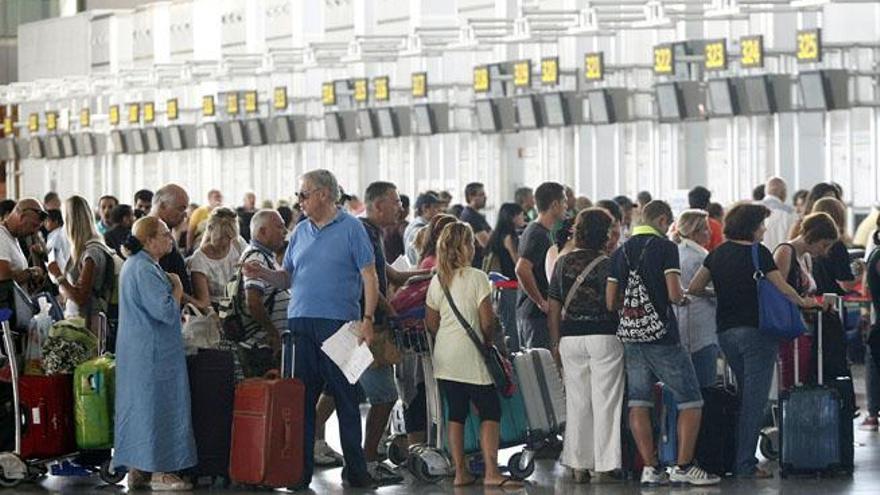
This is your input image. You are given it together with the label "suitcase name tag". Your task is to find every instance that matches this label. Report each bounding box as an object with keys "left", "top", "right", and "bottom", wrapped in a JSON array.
[{"left": 31, "top": 407, "right": 41, "bottom": 425}]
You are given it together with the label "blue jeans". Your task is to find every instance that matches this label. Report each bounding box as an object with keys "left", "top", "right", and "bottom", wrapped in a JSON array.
[
  {"left": 290, "top": 318, "right": 368, "bottom": 485},
  {"left": 623, "top": 343, "right": 704, "bottom": 410},
  {"left": 691, "top": 344, "right": 721, "bottom": 389},
  {"left": 718, "top": 326, "right": 778, "bottom": 476}
]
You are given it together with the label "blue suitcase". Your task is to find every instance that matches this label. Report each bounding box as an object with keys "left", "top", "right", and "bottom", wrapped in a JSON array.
[
  {"left": 655, "top": 383, "right": 678, "bottom": 467},
  {"left": 780, "top": 308, "right": 851, "bottom": 476}
]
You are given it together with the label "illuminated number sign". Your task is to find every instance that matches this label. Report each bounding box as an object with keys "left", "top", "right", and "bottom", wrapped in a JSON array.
[
  {"left": 704, "top": 39, "right": 727, "bottom": 71},
  {"left": 127, "top": 103, "right": 140, "bottom": 124},
  {"left": 373, "top": 76, "right": 389, "bottom": 102},
  {"left": 226, "top": 93, "right": 239, "bottom": 115},
  {"left": 796, "top": 29, "right": 821, "bottom": 63},
  {"left": 244, "top": 91, "right": 258, "bottom": 113},
  {"left": 80, "top": 109, "right": 90, "bottom": 128},
  {"left": 740, "top": 35, "right": 764, "bottom": 68},
  {"left": 28, "top": 114, "right": 38, "bottom": 132},
  {"left": 411, "top": 72, "right": 427, "bottom": 98},
  {"left": 513, "top": 60, "right": 531, "bottom": 88},
  {"left": 584, "top": 52, "right": 604, "bottom": 81},
  {"left": 167, "top": 98, "right": 179, "bottom": 120},
  {"left": 653, "top": 44, "right": 674, "bottom": 75},
  {"left": 541, "top": 57, "right": 559, "bottom": 85},
  {"left": 202, "top": 96, "right": 215, "bottom": 116},
  {"left": 143, "top": 102, "right": 155, "bottom": 123},
  {"left": 109, "top": 105, "right": 120, "bottom": 125},
  {"left": 473, "top": 66, "right": 489, "bottom": 93},
  {"left": 273, "top": 87, "right": 288, "bottom": 110},
  {"left": 2, "top": 118, "right": 12, "bottom": 135},
  {"left": 354, "top": 79, "right": 368, "bottom": 103},
  {"left": 322, "top": 83, "right": 336, "bottom": 106},
  {"left": 46, "top": 112, "right": 58, "bottom": 131}
]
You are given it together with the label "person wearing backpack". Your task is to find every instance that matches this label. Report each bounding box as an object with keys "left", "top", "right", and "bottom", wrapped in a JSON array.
[
  {"left": 606, "top": 200, "right": 720, "bottom": 486},
  {"left": 233, "top": 209, "right": 291, "bottom": 378},
  {"left": 47, "top": 196, "right": 116, "bottom": 333}
]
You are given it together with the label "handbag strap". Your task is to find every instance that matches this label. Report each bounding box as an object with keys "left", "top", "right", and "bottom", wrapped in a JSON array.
[
  {"left": 751, "top": 243, "right": 764, "bottom": 279},
  {"left": 561, "top": 254, "right": 608, "bottom": 319},
  {"left": 440, "top": 282, "right": 487, "bottom": 356}
]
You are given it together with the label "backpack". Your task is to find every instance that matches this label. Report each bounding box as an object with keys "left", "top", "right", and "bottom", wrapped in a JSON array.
[
  {"left": 218, "top": 248, "right": 279, "bottom": 343},
  {"left": 84, "top": 240, "right": 124, "bottom": 318},
  {"left": 617, "top": 238, "right": 668, "bottom": 343}
]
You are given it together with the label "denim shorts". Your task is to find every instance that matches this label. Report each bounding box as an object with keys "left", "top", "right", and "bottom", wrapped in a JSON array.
[
  {"left": 624, "top": 343, "right": 704, "bottom": 410},
  {"left": 359, "top": 365, "right": 399, "bottom": 404}
]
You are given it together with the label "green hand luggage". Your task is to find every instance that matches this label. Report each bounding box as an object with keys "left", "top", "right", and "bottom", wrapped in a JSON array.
[{"left": 74, "top": 354, "right": 115, "bottom": 449}]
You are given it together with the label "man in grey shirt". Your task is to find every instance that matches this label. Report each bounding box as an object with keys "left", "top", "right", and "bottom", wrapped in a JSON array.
[{"left": 403, "top": 192, "right": 442, "bottom": 266}]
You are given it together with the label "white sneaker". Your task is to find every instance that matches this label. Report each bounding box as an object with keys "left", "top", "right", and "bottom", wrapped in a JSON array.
[
  {"left": 640, "top": 465, "right": 669, "bottom": 485},
  {"left": 366, "top": 461, "right": 403, "bottom": 485},
  {"left": 669, "top": 464, "right": 721, "bottom": 486},
  {"left": 314, "top": 439, "right": 344, "bottom": 467}
]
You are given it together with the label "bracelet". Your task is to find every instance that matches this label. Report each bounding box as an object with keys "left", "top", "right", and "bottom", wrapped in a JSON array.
[{"left": 363, "top": 315, "right": 374, "bottom": 322}]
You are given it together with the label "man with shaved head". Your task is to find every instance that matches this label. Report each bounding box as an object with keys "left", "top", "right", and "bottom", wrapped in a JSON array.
[
  {"left": 150, "top": 184, "right": 194, "bottom": 296},
  {"left": 761, "top": 176, "right": 797, "bottom": 251},
  {"left": 0, "top": 199, "right": 47, "bottom": 326}
]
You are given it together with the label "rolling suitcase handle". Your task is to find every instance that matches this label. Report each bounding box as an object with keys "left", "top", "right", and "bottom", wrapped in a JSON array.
[{"left": 280, "top": 330, "right": 294, "bottom": 379}]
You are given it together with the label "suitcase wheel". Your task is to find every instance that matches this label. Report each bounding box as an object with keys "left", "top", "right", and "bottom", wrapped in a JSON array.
[
  {"left": 99, "top": 459, "right": 126, "bottom": 485},
  {"left": 0, "top": 470, "right": 22, "bottom": 487},
  {"left": 387, "top": 438, "right": 408, "bottom": 467},
  {"left": 507, "top": 452, "right": 535, "bottom": 481},
  {"left": 409, "top": 455, "right": 443, "bottom": 484},
  {"left": 758, "top": 430, "right": 779, "bottom": 461}
]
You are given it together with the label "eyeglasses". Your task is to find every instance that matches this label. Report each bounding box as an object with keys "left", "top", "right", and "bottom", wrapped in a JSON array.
[
  {"left": 21, "top": 208, "right": 47, "bottom": 221},
  {"left": 296, "top": 188, "right": 320, "bottom": 200}
]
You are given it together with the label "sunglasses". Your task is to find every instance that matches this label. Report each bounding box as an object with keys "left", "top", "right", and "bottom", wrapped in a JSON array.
[
  {"left": 22, "top": 208, "right": 48, "bottom": 221},
  {"left": 296, "top": 188, "right": 321, "bottom": 201}
]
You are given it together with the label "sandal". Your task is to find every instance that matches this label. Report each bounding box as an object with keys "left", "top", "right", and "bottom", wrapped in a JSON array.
[{"left": 453, "top": 476, "right": 478, "bottom": 487}]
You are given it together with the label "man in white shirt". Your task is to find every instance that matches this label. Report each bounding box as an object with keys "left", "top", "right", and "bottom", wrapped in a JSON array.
[
  {"left": 0, "top": 198, "right": 47, "bottom": 290},
  {"left": 403, "top": 192, "right": 441, "bottom": 267},
  {"left": 761, "top": 177, "right": 797, "bottom": 251}
]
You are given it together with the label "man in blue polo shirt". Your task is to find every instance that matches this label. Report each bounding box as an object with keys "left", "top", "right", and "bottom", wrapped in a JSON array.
[{"left": 243, "top": 169, "right": 380, "bottom": 489}]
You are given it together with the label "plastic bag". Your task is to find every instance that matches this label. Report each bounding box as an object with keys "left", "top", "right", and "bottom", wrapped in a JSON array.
[{"left": 23, "top": 310, "right": 53, "bottom": 375}]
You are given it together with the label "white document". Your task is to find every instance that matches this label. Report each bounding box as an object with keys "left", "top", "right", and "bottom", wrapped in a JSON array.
[
  {"left": 321, "top": 321, "right": 374, "bottom": 384},
  {"left": 390, "top": 254, "right": 411, "bottom": 271}
]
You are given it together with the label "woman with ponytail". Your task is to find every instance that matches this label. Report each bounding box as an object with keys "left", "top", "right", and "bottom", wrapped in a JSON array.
[
  {"left": 113, "top": 216, "right": 196, "bottom": 491},
  {"left": 424, "top": 222, "right": 521, "bottom": 489}
]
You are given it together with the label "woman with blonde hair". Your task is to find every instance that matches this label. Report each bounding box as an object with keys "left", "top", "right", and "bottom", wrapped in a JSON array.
[
  {"left": 671, "top": 209, "right": 719, "bottom": 388},
  {"left": 424, "top": 222, "right": 521, "bottom": 489},
  {"left": 113, "top": 216, "right": 196, "bottom": 491},
  {"left": 187, "top": 207, "right": 247, "bottom": 309},
  {"left": 47, "top": 195, "right": 115, "bottom": 330}
]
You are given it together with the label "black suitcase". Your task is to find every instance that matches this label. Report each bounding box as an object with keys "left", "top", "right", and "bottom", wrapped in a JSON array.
[
  {"left": 186, "top": 349, "right": 235, "bottom": 482},
  {"left": 780, "top": 306, "right": 852, "bottom": 477},
  {"left": 695, "top": 383, "right": 738, "bottom": 476}
]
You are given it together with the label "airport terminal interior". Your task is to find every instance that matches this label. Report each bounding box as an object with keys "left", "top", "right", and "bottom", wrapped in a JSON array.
[{"left": 2, "top": 0, "right": 880, "bottom": 493}]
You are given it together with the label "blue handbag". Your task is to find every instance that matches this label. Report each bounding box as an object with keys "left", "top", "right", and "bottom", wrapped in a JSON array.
[{"left": 752, "top": 243, "right": 806, "bottom": 339}]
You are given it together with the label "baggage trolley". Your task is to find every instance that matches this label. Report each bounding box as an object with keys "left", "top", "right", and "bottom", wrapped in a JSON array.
[{"left": 0, "top": 309, "right": 124, "bottom": 487}]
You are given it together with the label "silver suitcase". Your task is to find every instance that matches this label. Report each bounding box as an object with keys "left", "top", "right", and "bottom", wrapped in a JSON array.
[{"left": 513, "top": 348, "right": 565, "bottom": 435}]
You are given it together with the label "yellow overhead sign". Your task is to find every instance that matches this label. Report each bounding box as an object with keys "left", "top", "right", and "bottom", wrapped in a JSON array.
[
  {"left": 704, "top": 39, "right": 727, "bottom": 71},
  {"left": 167, "top": 98, "right": 179, "bottom": 120},
  {"left": 143, "top": 102, "right": 155, "bottom": 123},
  {"left": 540, "top": 57, "right": 559, "bottom": 85},
  {"left": 373, "top": 76, "right": 389, "bottom": 102},
  {"left": 226, "top": 93, "right": 239, "bottom": 115},
  {"left": 796, "top": 29, "right": 821, "bottom": 63},
  {"left": 653, "top": 44, "right": 674, "bottom": 75},
  {"left": 245, "top": 91, "right": 258, "bottom": 113},
  {"left": 473, "top": 66, "right": 489, "bottom": 93},
  {"left": 354, "top": 79, "right": 368, "bottom": 103},
  {"left": 322, "top": 83, "right": 336, "bottom": 106},
  {"left": 740, "top": 35, "right": 764, "bottom": 68},
  {"left": 80, "top": 108, "right": 90, "bottom": 128},
  {"left": 584, "top": 52, "right": 604, "bottom": 81},
  {"left": 513, "top": 60, "right": 531, "bottom": 88},
  {"left": 109, "top": 105, "right": 120, "bottom": 126},
  {"left": 411, "top": 72, "right": 427, "bottom": 98},
  {"left": 46, "top": 112, "right": 57, "bottom": 131},
  {"left": 127, "top": 103, "right": 140, "bottom": 124},
  {"left": 28, "top": 114, "right": 38, "bottom": 132},
  {"left": 2, "top": 118, "right": 12, "bottom": 135},
  {"left": 274, "top": 87, "right": 288, "bottom": 110}
]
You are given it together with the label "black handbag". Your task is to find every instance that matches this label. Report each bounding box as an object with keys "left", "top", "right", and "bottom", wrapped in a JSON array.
[{"left": 440, "top": 284, "right": 516, "bottom": 397}]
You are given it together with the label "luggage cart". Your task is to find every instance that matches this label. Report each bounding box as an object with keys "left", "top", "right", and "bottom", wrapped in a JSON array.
[{"left": 0, "top": 309, "right": 124, "bottom": 487}]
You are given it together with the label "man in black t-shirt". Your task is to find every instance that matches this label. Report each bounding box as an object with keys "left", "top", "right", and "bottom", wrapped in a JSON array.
[
  {"left": 607, "top": 201, "right": 718, "bottom": 486},
  {"left": 460, "top": 183, "right": 491, "bottom": 268},
  {"left": 515, "top": 182, "right": 566, "bottom": 349}
]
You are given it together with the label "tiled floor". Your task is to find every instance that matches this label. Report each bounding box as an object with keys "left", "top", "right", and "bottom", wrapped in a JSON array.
[{"left": 21, "top": 365, "right": 880, "bottom": 493}]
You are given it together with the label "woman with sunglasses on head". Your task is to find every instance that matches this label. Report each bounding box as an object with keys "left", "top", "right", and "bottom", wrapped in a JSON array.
[{"left": 47, "top": 195, "right": 116, "bottom": 332}]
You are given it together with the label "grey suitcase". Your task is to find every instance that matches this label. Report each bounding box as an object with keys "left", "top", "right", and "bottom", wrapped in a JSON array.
[{"left": 513, "top": 348, "right": 565, "bottom": 436}]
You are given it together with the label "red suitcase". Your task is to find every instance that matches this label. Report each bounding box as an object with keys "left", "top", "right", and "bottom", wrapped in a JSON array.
[
  {"left": 20, "top": 374, "right": 76, "bottom": 459},
  {"left": 229, "top": 332, "right": 304, "bottom": 488}
]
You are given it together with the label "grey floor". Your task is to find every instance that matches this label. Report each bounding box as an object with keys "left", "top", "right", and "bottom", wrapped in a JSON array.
[{"left": 23, "top": 364, "right": 880, "bottom": 494}]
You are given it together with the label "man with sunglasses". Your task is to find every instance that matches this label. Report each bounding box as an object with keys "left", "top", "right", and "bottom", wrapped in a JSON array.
[
  {"left": 0, "top": 199, "right": 48, "bottom": 323},
  {"left": 244, "top": 169, "right": 380, "bottom": 489}
]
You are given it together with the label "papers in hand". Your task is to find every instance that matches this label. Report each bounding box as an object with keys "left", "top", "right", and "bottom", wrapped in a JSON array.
[
  {"left": 321, "top": 321, "right": 374, "bottom": 384},
  {"left": 390, "top": 255, "right": 411, "bottom": 271}
]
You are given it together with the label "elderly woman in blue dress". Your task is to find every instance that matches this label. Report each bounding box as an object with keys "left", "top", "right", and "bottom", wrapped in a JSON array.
[{"left": 113, "top": 216, "right": 196, "bottom": 491}]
